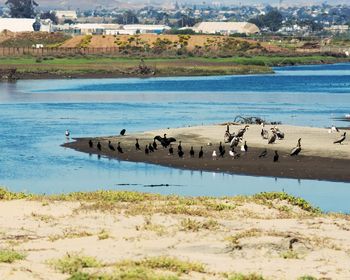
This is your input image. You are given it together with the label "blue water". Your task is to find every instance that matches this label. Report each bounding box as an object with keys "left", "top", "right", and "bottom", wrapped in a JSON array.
[{"left": 0, "top": 63, "right": 349, "bottom": 213}]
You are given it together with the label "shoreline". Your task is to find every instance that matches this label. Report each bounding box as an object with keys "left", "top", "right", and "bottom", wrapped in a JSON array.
[{"left": 63, "top": 124, "right": 350, "bottom": 183}]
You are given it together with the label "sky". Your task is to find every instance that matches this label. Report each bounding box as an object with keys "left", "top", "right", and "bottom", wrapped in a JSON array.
[{"left": 0, "top": 0, "right": 349, "bottom": 9}]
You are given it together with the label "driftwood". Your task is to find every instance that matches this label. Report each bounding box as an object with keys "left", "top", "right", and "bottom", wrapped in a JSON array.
[{"left": 233, "top": 115, "right": 281, "bottom": 125}]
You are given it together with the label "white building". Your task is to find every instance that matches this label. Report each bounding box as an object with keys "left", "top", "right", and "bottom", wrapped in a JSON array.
[
  {"left": 0, "top": 18, "right": 52, "bottom": 32},
  {"left": 190, "top": 22, "right": 260, "bottom": 35},
  {"left": 55, "top": 10, "right": 78, "bottom": 22}
]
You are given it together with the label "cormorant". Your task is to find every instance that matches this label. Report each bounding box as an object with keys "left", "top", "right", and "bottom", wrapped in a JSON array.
[
  {"left": 273, "top": 150, "right": 279, "bottom": 162},
  {"left": 168, "top": 144, "right": 174, "bottom": 155},
  {"left": 219, "top": 142, "right": 224, "bottom": 154},
  {"left": 236, "top": 125, "right": 249, "bottom": 138},
  {"left": 190, "top": 146, "right": 195, "bottom": 158},
  {"left": 219, "top": 147, "right": 225, "bottom": 157},
  {"left": 274, "top": 126, "right": 285, "bottom": 140},
  {"left": 152, "top": 139, "right": 157, "bottom": 150},
  {"left": 230, "top": 136, "right": 241, "bottom": 148},
  {"left": 120, "top": 129, "right": 126, "bottom": 136},
  {"left": 268, "top": 130, "right": 277, "bottom": 144},
  {"left": 145, "top": 145, "right": 149, "bottom": 155},
  {"left": 259, "top": 149, "right": 267, "bottom": 158},
  {"left": 290, "top": 138, "right": 302, "bottom": 156},
  {"left": 117, "top": 142, "right": 123, "bottom": 153},
  {"left": 178, "top": 149, "right": 184, "bottom": 158},
  {"left": 149, "top": 143, "right": 154, "bottom": 152},
  {"left": 178, "top": 141, "right": 182, "bottom": 152},
  {"left": 199, "top": 146, "right": 203, "bottom": 159},
  {"left": 154, "top": 134, "right": 176, "bottom": 148},
  {"left": 88, "top": 139, "right": 93, "bottom": 148},
  {"left": 135, "top": 139, "right": 141, "bottom": 150},
  {"left": 241, "top": 141, "right": 248, "bottom": 152},
  {"left": 334, "top": 132, "right": 346, "bottom": 144},
  {"left": 97, "top": 141, "right": 102, "bottom": 151},
  {"left": 108, "top": 140, "right": 115, "bottom": 151}
]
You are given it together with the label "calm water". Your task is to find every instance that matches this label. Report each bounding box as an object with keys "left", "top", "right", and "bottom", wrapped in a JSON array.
[{"left": 0, "top": 63, "right": 349, "bottom": 212}]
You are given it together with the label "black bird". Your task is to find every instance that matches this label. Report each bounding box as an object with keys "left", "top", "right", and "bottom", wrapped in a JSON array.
[
  {"left": 178, "top": 149, "right": 184, "bottom": 158},
  {"left": 290, "top": 138, "right": 302, "bottom": 156},
  {"left": 199, "top": 146, "right": 203, "bottom": 159},
  {"left": 219, "top": 147, "right": 225, "bottom": 158},
  {"left": 268, "top": 130, "right": 277, "bottom": 144},
  {"left": 178, "top": 141, "right": 182, "bottom": 152},
  {"left": 169, "top": 144, "right": 174, "bottom": 155},
  {"left": 154, "top": 134, "right": 176, "bottom": 148},
  {"left": 152, "top": 139, "right": 158, "bottom": 150},
  {"left": 88, "top": 139, "right": 93, "bottom": 148},
  {"left": 334, "top": 132, "right": 346, "bottom": 144},
  {"left": 108, "top": 140, "right": 115, "bottom": 151},
  {"left": 149, "top": 143, "right": 154, "bottom": 153},
  {"left": 236, "top": 125, "right": 249, "bottom": 138},
  {"left": 258, "top": 149, "right": 267, "bottom": 158},
  {"left": 120, "top": 129, "right": 126, "bottom": 136},
  {"left": 135, "top": 139, "right": 141, "bottom": 150},
  {"left": 97, "top": 141, "right": 102, "bottom": 151},
  {"left": 117, "top": 142, "right": 123, "bottom": 153},
  {"left": 219, "top": 142, "right": 224, "bottom": 154},
  {"left": 145, "top": 145, "right": 149, "bottom": 155},
  {"left": 190, "top": 146, "right": 195, "bottom": 158},
  {"left": 273, "top": 150, "right": 279, "bottom": 162},
  {"left": 243, "top": 141, "right": 248, "bottom": 152}
]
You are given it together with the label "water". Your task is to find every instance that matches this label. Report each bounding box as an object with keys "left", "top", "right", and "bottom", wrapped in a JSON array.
[{"left": 0, "top": 63, "right": 349, "bottom": 213}]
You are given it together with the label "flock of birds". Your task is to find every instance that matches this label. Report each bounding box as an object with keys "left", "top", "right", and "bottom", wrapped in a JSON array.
[{"left": 80, "top": 123, "right": 347, "bottom": 164}]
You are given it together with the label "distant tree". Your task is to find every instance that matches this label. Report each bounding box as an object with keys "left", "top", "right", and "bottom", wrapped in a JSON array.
[
  {"left": 64, "top": 19, "right": 74, "bottom": 25},
  {"left": 113, "top": 11, "right": 139, "bottom": 25},
  {"left": 5, "top": 0, "right": 38, "bottom": 18},
  {"left": 41, "top": 11, "right": 58, "bottom": 24},
  {"left": 249, "top": 9, "right": 283, "bottom": 32},
  {"left": 176, "top": 15, "right": 196, "bottom": 28}
]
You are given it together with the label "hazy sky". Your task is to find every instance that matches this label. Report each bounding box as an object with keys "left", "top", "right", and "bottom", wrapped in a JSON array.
[{"left": 0, "top": 0, "right": 349, "bottom": 9}]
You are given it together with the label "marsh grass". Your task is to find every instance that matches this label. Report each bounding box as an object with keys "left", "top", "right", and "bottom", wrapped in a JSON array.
[{"left": 0, "top": 249, "right": 25, "bottom": 263}]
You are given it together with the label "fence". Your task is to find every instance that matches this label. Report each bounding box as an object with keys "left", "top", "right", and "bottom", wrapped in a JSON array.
[{"left": 0, "top": 47, "right": 121, "bottom": 57}]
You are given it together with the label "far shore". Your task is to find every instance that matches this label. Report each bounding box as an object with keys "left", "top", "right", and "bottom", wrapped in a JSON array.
[{"left": 63, "top": 123, "right": 350, "bottom": 182}]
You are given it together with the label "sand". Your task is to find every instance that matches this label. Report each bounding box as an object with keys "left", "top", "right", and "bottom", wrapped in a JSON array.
[
  {"left": 64, "top": 124, "right": 350, "bottom": 182},
  {"left": 0, "top": 194, "right": 349, "bottom": 280}
]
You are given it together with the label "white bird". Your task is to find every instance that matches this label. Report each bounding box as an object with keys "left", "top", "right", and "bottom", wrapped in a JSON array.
[
  {"left": 331, "top": 125, "right": 339, "bottom": 133},
  {"left": 229, "top": 150, "right": 235, "bottom": 157},
  {"left": 65, "top": 130, "right": 70, "bottom": 137},
  {"left": 212, "top": 150, "right": 217, "bottom": 160}
]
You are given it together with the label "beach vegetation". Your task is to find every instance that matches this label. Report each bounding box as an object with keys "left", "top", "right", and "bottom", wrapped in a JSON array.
[
  {"left": 49, "top": 253, "right": 101, "bottom": 274},
  {"left": 227, "top": 273, "right": 265, "bottom": 280},
  {"left": 297, "top": 276, "right": 317, "bottom": 280},
  {"left": 140, "top": 216, "right": 167, "bottom": 236},
  {"left": 97, "top": 229, "right": 110, "bottom": 240},
  {"left": 49, "top": 229, "right": 93, "bottom": 242},
  {"left": 180, "top": 218, "right": 219, "bottom": 232},
  {"left": 280, "top": 249, "right": 300, "bottom": 259},
  {"left": 0, "top": 249, "right": 25, "bottom": 263}
]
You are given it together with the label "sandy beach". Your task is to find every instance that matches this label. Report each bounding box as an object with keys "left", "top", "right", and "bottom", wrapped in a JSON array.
[
  {"left": 0, "top": 189, "right": 349, "bottom": 280},
  {"left": 64, "top": 124, "right": 350, "bottom": 182}
]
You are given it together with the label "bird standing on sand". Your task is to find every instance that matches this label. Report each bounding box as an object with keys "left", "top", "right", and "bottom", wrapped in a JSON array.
[
  {"left": 117, "top": 142, "right": 123, "bottom": 153},
  {"left": 274, "top": 126, "right": 285, "bottom": 140},
  {"left": 219, "top": 147, "right": 225, "bottom": 158},
  {"left": 290, "top": 138, "right": 302, "bottom": 156},
  {"left": 190, "top": 146, "right": 195, "bottom": 158},
  {"left": 199, "top": 146, "right": 203, "bottom": 159},
  {"left": 178, "top": 149, "right": 184, "bottom": 158},
  {"left": 273, "top": 150, "right": 279, "bottom": 162},
  {"left": 135, "top": 139, "right": 141, "bottom": 150},
  {"left": 149, "top": 143, "right": 154, "bottom": 152},
  {"left": 97, "top": 141, "right": 102, "bottom": 151},
  {"left": 334, "top": 132, "right": 346, "bottom": 144},
  {"left": 229, "top": 148, "right": 240, "bottom": 159},
  {"left": 236, "top": 125, "right": 249, "bottom": 138},
  {"left": 219, "top": 142, "right": 224, "bottom": 154},
  {"left": 230, "top": 136, "right": 241, "bottom": 148},
  {"left": 268, "top": 129, "right": 277, "bottom": 144},
  {"left": 212, "top": 150, "right": 217, "bottom": 160},
  {"left": 152, "top": 139, "right": 158, "bottom": 150},
  {"left": 261, "top": 123, "right": 268, "bottom": 140},
  {"left": 120, "top": 129, "right": 126, "bottom": 136},
  {"left": 178, "top": 141, "right": 182, "bottom": 152},
  {"left": 145, "top": 145, "right": 149, "bottom": 155},
  {"left": 241, "top": 141, "right": 248, "bottom": 152},
  {"left": 259, "top": 149, "right": 267, "bottom": 158},
  {"left": 89, "top": 139, "right": 93, "bottom": 148},
  {"left": 168, "top": 144, "right": 174, "bottom": 155},
  {"left": 108, "top": 140, "right": 115, "bottom": 151}
]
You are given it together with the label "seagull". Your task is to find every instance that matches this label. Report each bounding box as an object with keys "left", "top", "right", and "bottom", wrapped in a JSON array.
[
  {"left": 117, "top": 142, "right": 123, "bottom": 153},
  {"left": 230, "top": 136, "right": 241, "bottom": 148},
  {"left": 334, "top": 132, "right": 346, "bottom": 144},
  {"left": 199, "top": 146, "right": 203, "bottom": 158},
  {"left": 212, "top": 150, "right": 217, "bottom": 160},
  {"left": 229, "top": 148, "right": 240, "bottom": 159},
  {"left": 274, "top": 126, "right": 285, "bottom": 140},
  {"left": 135, "top": 139, "right": 141, "bottom": 150},
  {"left": 331, "top": 125, "right": 339, "bottom": 133},
  {"left": 290, "top": 138, "right": 302, "bottom": 156},
  {"left": 261, "top": 123, "right": 269, "bottom": 139},
  {"left": 258, "top": 149, "right": 267, "bottom": 158},
  {"left": 88, "top": 139, "right": 93, "bottom": 148},
  {"left": 108, "top": 140, "right": 115, "bottom": 151},
  {"left": 65, "top": 129, "right": 70, "bottom": 137},
  {"left": 120, "top": 129, "right": 126, "bottom": 136},
  {"left": 273, "top": 150, "right": 279, "bottom": 162}
]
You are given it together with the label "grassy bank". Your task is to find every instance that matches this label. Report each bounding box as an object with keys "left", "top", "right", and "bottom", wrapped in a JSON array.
[{"left": 1, "top": 54, "right": 348, "bottom": 79}]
